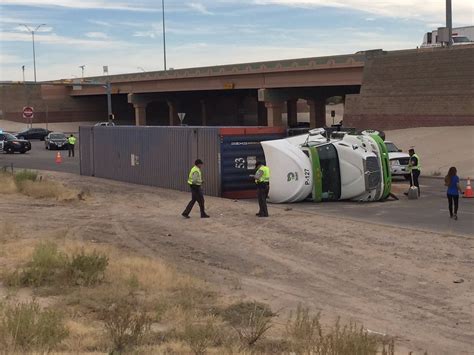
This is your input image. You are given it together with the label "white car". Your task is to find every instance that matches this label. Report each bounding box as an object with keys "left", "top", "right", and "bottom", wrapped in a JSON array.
[
  {"left": 385, "top": 141, "right": 411, "bottom": 180},
  {"left": 94, "top": 122, "right": 115, "bottom": 127}
]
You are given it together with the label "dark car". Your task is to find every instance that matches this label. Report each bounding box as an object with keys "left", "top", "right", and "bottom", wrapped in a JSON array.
[
  {"left": 16, "top": 128, "right": 51, "bottom": 141},
  {"left": 0, "top": 132, "right": 31, "bottom": 154},
  {"left": 45, "top": 132, "right": 69, "bottom": 150}
]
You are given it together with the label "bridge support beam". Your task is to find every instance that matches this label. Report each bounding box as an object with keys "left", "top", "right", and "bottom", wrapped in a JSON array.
[
  {"left": 307, "top": 98, "right": 326, "bottom": 128},
  {"left": 200, "top": 100, "right": 208, "bottom": 126},
  {"left": 134, "top": 104, "right": 147, "bottom": 126},
  {"left": 287, "top": 99, "right": 298, "bottom": 127},
  {"left": 265, "top": 101, "right": 284, "bottom": 127},
  {"left": 257, "top": 101, "right": 267, "bottom": 126},
  {"left": 167, "top": 101, "right": 180, "bottom": 126},
  {"left": 128, "top": 93, "right": 149, "bottom": 126}
]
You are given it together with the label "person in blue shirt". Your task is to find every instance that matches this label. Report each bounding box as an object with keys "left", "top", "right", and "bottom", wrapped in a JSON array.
[{"left": 445, "top": 167, "right": 463, "bottom": 220}]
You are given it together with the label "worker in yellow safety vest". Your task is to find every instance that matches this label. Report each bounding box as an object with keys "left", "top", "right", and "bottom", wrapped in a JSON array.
[
  {"left": 182, "top": 159, "right": 210, "bottom": 218},
  {"left": 68, "top": 134, "right": 77, "bottom": 158},
  {"left": 253, "top": 161, "right": 270, "bottom": 217}
]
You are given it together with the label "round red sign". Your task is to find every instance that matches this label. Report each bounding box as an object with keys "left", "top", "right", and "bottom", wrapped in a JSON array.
[{"left": 23, "top": 107, "right": 34, "bottom": 119}]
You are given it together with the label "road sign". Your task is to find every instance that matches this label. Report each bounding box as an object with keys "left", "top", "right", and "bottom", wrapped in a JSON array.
[{"left": 23, "top": 106, "right": 34, "bottom": 119}]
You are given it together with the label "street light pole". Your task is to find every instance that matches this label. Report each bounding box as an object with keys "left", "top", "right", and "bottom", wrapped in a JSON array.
[
  {"left": 162, "top": 0, "right": 167, "bottom": 71},
  {"left": 21, "top": 65, "right": 25, "bottom": 82},
  {"left": 446, "top": 0, "right": 453, "bottom": 47},
  {"left": 20, "top": 24, "right": 46, "bottom": 82},
  {"left": 79, "top": 65, "right": 85, "bottom": 78}
]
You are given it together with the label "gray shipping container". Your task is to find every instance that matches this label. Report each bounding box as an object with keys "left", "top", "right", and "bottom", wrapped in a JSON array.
[
  {"left": 80, "top": 126, "right": 221, "bottom": 196},
  {"left": 80, "top": 126, "right": 286, "bottom": 198}
]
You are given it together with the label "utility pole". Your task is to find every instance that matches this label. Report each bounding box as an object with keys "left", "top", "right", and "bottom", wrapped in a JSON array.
[
  {"left": 162, "top": 0, "right": 167, "bottom": 71},
  {"left": 446, "top": 0, "right": 453, "bottom": 46},
  {"left": 79, "top": 65, "right": 85, "bottom": 78},
  {"left": 21, "top": 65, "right": 25, "bottom": 82},
  {"left": 20, "top": 24, "right": 46, "bottom": 82}
]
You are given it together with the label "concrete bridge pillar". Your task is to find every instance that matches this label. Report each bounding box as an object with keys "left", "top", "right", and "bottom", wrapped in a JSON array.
[
  {"left": 287, "top": 99, "right": 298, "bottom": 127},
  {"left": 200, "top": 100, "right": 208, "bottom": 126},
  {"left": 257, "top": 101, "right": 267, "bottom": 126},
  {"left": 128, "top": 93, "right": 149, "bottom": 126},
  {"left": 134, "top": 104, "right": 147, "bottom": 126},
  {"left": 167, "top": 101, "right": 180, "bottom": 126},
  {"left": 307, "top": 98, "right": 326, "bottom": 128},
  {"left": 265, "top": 101, "right": 284, "bottom": 127}
]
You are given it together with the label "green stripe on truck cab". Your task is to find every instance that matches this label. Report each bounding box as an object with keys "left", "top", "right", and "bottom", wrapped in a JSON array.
[
  {"left": 309, "top": 147, "right": 323, "bottom": 202},
  {"left": 370, "top": 134, "right": 392, "bottom": 199}
]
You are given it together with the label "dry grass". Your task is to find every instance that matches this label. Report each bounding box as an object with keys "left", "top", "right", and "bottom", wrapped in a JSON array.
[
  {"left": 0, "top": 170, "right": 80, "bottom": 201},
  {"left": 0, "top": 230, "right": 401, "bottom": 354},
  {"left": 0, "top": 173, "right": 16, "bottom": 194}
]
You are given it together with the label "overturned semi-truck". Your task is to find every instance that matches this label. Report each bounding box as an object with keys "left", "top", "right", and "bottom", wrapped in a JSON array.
[{"left": 261, "top": 128, "right": 391, "bottom": 203}]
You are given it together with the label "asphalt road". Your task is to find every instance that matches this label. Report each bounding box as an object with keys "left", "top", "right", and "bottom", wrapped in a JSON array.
[
  {"left": 277, "top": 177, "right": 474, "bottom": 237},
  {"left": 0, "top": 140, "right": 80, "bottom": 174},
  {"left": 2, "top": 141, "right": 472, "bottom": 236}
]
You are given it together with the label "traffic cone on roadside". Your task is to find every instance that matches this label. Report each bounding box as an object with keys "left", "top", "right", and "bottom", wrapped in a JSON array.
[
  {"left": 55, "top": 152, "right": 62, "bottom": 164},
  {"left": 463, "top": 177, "right": 473, "bottom": 198}
]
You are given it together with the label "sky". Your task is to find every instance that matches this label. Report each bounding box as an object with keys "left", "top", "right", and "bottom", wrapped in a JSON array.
[{"left": 0, "top": 0, "right": 472, "bottom": 81}]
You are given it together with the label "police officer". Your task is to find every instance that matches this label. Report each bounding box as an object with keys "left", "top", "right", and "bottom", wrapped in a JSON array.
[
  {"left": 407, "top": 148, "right": 421, "bottom": 196},
  {"left": 182, "top": 159, "right": 210, "bottom": 219},
  {"left": 68, "top": 134, "right": 77, "bottom": 158},
  {"left": 254, "top": 161, "right": 270, "bottom": 217}
]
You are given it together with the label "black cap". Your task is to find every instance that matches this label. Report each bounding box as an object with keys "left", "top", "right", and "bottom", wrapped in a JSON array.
[
  {"left": 255, "top": 161, "right": 263, "bottom": 167},
  {"left": 195, "top": 159, "right": 203, "bottom": 165}
]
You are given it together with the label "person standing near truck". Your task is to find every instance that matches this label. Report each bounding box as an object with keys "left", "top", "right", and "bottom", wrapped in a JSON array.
[
  {"left": 182, "top": 159, "right": 210, "bottom": 219},
  {"left": 406, "top": 148, "right": 421, "bottom": 197},
  {"left": 253, "top": 161, "right": 270, "bottom": 217},
  {"left": 445, "top": 167, "right": 463, "bottom": 220},
  {"left": 68, "top": 134, "right": 77, "bottom": 158}
]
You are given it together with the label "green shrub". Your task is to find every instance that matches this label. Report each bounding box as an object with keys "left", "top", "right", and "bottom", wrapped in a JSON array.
[
  {"left": 285, "top": 306, "right": 395, "bottom": 355},
  {"left": 230, "top": 302, "right": 274, "bottom": 349},
  {"left": 10, "top": 242, "right": 68, "bottom": 287},
  {"left": 103, "top": 297, "right": 151, "bottom": 352},
  {"left": 0, "top": 300, "right": 68, "bottom": 352},
  {"left": 182, "top": 319, "right": 219, "bottom": 355},
  {"left": 67, "top": 250, "right": 108, "bottom": 286},
  {"left": 14, "top": 170, "right": 38, "bottom": 185},
  {"left": 220, "top": 301, "right": 274, "bottom": 327},
  {"left": 5, "top": 242, "right": 108, "bottom": 288}
]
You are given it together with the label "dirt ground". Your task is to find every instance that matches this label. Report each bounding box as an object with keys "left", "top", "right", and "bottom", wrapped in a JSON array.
[{"left": 1, "top": 172, "right": 472, "bottom": 354}]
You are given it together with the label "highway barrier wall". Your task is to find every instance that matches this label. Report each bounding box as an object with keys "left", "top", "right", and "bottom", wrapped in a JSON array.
[{"left": 79, "top": 126, "right": 285, "bottom": 198}]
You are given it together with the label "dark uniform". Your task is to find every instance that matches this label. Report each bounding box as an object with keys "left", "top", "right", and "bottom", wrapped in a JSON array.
[
  {"left": 182, "top": 159, "right": 210, "bottom": 218},
  {"left": 408, "top": 149, "right": 421, "bottom": 196},
  {"left": 254, "top": 162, "right": 270, "bottom": 217}
]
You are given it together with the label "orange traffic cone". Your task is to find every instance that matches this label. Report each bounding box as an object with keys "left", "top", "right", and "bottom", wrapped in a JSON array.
[
  {"left": 463, "top": 177, "right": 473, "bottom": 198},
  {"left": 55, "top": 152, "right": 62, "bottom": 164}
]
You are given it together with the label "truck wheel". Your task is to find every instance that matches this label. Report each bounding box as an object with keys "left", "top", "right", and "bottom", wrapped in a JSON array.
[
  {"left": 5, "top": 147, "right": 14, "bottom": 154},
  {"left": 20, "top": 150, "right": 26, "bottom": 154}
]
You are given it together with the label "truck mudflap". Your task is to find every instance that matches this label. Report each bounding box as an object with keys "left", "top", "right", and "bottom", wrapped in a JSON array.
[
  {"left": 261, "top": 139, "right": 313, "bottom": 203},
  {"left": 370, "top": 134, "right": 392, "bottom": 199}
]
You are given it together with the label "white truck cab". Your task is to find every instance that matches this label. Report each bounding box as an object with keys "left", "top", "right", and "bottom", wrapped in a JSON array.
[{"left": 261, "top": 129, "right": 391, "bottom": 203}]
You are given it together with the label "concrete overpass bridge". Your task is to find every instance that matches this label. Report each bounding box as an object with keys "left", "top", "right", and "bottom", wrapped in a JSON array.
[
  {"left": 3, "top": 46, "right": 472, "bottom": 130},
  {"left": 68, "top": 52, "right": 366, "bottom": 127}
]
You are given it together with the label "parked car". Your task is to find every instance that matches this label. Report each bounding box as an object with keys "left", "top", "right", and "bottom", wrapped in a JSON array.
[
  {"left": 94, "top": 122, "right": 115, "bottom": 127},
  {"left": 16, "top": 128, "right": 51, "bottom": 141},
  {"left": 0, "top": 132, "right": 31, "bottom": 154},
  {"left": 45, "top": 132, "right": 69, "bottom": 150},
  {"left": 385, "top": 141, "right": 411, "bottom": 180}
]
